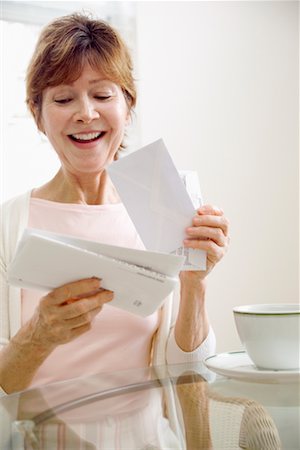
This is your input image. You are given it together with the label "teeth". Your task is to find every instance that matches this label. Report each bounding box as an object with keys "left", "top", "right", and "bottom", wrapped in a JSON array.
[{"left": 71, "top": 132, "right": 102, "bottom": 141}]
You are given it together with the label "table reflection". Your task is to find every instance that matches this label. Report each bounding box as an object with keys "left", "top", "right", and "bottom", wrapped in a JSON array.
[{"left": 0, "top": 362, "right": 299, "bottom": 449}]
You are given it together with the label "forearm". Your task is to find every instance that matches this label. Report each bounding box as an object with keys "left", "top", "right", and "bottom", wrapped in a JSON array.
[
  {"left": 0, "top": 323, "right": 54, "bottom": 394},
  {"left": 174, "top": 278, "right": 210, "bottom": 352}
]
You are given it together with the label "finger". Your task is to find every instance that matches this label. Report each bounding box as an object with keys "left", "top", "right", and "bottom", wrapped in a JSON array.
[
  {"left": 46, "top": 278, "right": 102, "bottom": 305},
  {"left": 65, "top": 305, "right": 103, "bottom": 329},
  {"left": 187, "top": 242, "right": 225, "bottom": 266},
  {"left": 184, "top": 237, "right": 229, "bottom": 260},
  {"left": 184, "top": 237, "right": 223, "bottom": 255},
  {"left": 197, "top": 204, "right": 223, "bottom": 216},
  {"left": 61, "top": 290, "right": 114, "bottom": 320},
  {"left": 192, "top": 215, "right": 229, "bottom": 237},
  {"left": 186, "top": 225, "right": 226, "bottom": 247},
  {"left": 63, "top": 287, "right": 107, "bottom": 304}
]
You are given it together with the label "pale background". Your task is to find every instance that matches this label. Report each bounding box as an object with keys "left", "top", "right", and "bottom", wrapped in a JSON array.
[{"left": 1, "top": 1, "right": 299, "bottom": 353}]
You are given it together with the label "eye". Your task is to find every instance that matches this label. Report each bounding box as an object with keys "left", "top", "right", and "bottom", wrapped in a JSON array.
[
  {"left": 54, "top": 98, "right": 72, "bottom": 104},
  {"left": 95, "top": 95, "right": 112, "bottom": 101}
]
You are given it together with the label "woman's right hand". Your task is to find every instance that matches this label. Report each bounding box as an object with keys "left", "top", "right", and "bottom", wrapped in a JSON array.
[
  {"left": 28, "top": 277, "right": 113, "bottom": 350},
  {"left": 0, "top": 278, "right": 112, "bottom": 394}
]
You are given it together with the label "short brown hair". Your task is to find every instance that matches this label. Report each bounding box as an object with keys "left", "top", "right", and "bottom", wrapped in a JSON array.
[{"left": 26, "top": 13, "right": 136, "bottom": 130}]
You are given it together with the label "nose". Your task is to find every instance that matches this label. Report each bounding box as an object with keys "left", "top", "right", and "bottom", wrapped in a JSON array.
[{"left": 73, "top": 97, "right": 99, "bottom": 123}]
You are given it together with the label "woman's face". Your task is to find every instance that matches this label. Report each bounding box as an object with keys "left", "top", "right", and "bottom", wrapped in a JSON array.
[{"left": 40, "top": 65, "right": 130, "bottom": 175}]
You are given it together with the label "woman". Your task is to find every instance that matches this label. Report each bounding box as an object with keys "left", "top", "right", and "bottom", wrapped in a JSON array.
[{"left": 0, "top": 13, "right": 229, "bottom": 395}]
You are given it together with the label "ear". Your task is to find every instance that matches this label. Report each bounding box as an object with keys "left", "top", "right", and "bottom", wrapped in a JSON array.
[
  {"left": 29, "top": 100, "right": 46, "bottom": 134},
  {"left": 37, "top": 118, "right": 46, "bottom": 135},
  {"left": 36, "top": 109, "right": 46, "bottom": 135}
]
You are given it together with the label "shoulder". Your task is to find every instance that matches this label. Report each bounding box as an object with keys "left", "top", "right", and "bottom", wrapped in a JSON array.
[
  {"left": 1, "top": 190, "right": 32, "bottom": 213},
  {"left": 1, "top": 190, "right": 32, "bottom": 262},
  {"left": 1, "top": 191, "right": 32, "bottom": 230}
]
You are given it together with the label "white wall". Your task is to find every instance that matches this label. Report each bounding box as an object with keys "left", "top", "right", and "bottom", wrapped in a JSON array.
[
  {"left": 1, "top": 1, "right": 299, "bottom": 354},
  {"left": 135, "top": 1, "right": 299, "bottom": 352}
]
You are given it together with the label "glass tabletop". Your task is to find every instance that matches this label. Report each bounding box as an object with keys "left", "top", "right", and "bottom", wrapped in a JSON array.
[{"left": 1, "top": 361, "right": 299, "bottom": 450}]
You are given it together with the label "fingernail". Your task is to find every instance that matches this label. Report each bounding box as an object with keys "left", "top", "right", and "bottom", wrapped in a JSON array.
[
  {"left": 96, "top": 287, "right": 105, "bottom": 293},
  {"left": 107, "top": 291, "right": 114, "bottom": 301},
  {"left": 91, "top": 277, "right": 102, "bottom": 287}
]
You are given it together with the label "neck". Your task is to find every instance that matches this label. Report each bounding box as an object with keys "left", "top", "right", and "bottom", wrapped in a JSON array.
[{"left": 31, "top": 168, "right": 120, "bottom": 205}]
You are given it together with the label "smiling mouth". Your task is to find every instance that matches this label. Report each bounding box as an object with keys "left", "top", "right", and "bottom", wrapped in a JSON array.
[{"left": 68, "top": 131, "right": 106, "bottom": 143}]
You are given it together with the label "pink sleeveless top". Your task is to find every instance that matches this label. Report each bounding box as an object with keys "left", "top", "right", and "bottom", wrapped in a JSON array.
[{"left": 21, "top": 198, "right": 159, "bottom": 388}]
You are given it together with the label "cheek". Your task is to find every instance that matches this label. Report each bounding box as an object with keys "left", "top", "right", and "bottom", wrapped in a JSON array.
[
  {"left": 41, "top": 111, "right": 66, "bottom": 139},
  {"left": 108, "top": 100, "right": 130, "bottom": 129}
]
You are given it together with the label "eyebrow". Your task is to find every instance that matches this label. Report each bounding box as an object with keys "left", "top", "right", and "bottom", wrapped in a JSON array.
[
  {"left": 50, "top": 78, "right": 113, "bottom": 91},
  {"left": 65, "top": 78, "right": 109, "bottom": 87},
  {"left": 89, "top": 78, "right": 107, "bottom": 85}
]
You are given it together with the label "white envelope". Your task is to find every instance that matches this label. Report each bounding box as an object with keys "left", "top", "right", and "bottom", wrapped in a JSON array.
[
  {"left": 108, "top": 139, "right": 194, "bottom": 253},
  {"left": 108, "top": 139, "right": 206, "bottom": 270},
  {"left": 7, "top": 229, "right": 185, "bottom": 317}
]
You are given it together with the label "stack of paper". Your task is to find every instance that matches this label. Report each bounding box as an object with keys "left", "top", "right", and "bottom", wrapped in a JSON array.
[{"left": 7, "top": 229, "right": 185, "bottom": 317}]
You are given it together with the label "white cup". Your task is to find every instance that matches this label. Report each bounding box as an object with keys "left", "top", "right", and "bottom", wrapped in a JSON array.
[{"left": 233, "top": 304, "right": 300, "bottom": 370}]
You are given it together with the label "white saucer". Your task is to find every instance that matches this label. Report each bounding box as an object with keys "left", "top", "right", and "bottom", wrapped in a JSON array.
[{"left": 204, "top": 351, "right": 300, "bottom": 384}]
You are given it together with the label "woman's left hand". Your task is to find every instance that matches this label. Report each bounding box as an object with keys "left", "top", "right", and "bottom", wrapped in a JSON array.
[{"left": 180, "top": 204, "right": 230, "bottom": 284}]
